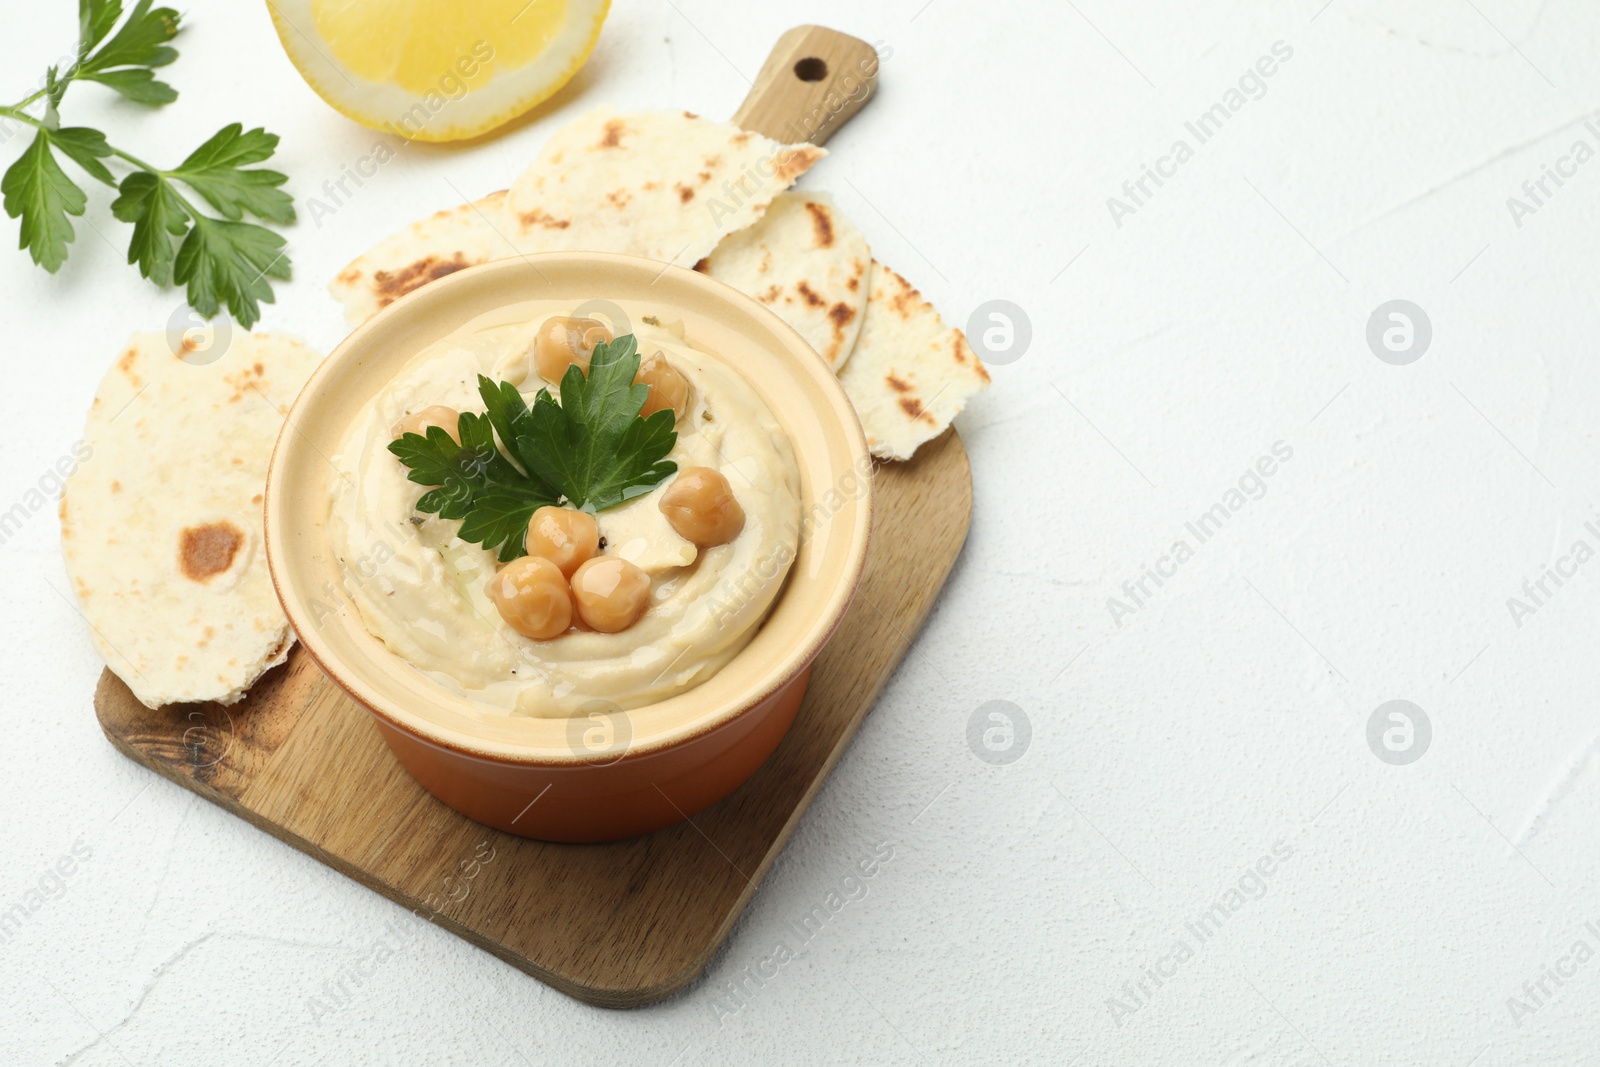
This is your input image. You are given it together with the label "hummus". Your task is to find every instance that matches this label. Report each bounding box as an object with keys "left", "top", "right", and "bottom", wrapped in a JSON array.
[{"left": 326, "top": 313, "right": 801, "bottom": 715}]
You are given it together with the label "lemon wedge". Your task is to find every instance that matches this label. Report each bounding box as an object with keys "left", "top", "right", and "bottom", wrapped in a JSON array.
[{"left": 266, "top": 0, "right": 609, "bottom": 142}]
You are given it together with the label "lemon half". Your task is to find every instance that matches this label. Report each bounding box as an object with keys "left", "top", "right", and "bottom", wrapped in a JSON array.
[{"left": 267, "top": 0, "right": 609, "bottom": 142}]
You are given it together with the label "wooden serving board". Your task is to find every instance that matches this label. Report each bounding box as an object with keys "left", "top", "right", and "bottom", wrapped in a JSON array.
[
  {"left": 94, "top": 25, "right": 960, "bottom": 1008},
  {"left": 96, "top": 430, "right": 971, "bottom": 1007}
]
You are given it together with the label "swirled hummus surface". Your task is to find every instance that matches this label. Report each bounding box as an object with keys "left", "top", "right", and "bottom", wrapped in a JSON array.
[{"left": 327, "top": 315, "right": 800, "bottom": 715}]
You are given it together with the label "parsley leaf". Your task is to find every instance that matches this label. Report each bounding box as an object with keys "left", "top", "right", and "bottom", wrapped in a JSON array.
[
  {"left": 2, "top": 130, "right": 90, "bottom": 272},
  {"left": 0, "top": 123, "right": 115, "bottom": 276},
  {"left": 78, "top": 0, "right": 180, "bottom": 105},
  {"left": 390, "top": 415, "right": 559, "bottom": 563},
  {"left": 175, "top": 213, "right": 289, "bottom": 326},
  {"left": 79, "top": 0, "right": 125, "bottom": 57},
  {"left": 111, "top": 170, "right": 188, "bottom": 284},
  {"left": 389, "top": 334, "right": 680, "bottom": 561},
  {"left": 513, "top": 335, "right": 679, "bottom": 512},
  {"left": 84, "top": 66, "right": 178, "bottom": 105},
  {"left": 169, "top": 125, "right": 294, "bottom": 224},
  {"left": 50, "top": 127, "right": 115, "bottom": 185}
]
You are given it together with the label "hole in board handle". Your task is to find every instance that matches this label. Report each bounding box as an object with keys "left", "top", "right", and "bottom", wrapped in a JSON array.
[{"left": 793, "top": 57, "right": 828, "bottom": 82}]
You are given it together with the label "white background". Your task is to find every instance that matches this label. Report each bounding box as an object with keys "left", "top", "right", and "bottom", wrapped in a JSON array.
[{"left": 3, "top": 0, "right": 1599, "bottom": 1063}]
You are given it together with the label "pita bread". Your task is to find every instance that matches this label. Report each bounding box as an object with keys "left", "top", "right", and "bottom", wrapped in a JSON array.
[
  {"left": 330, "top": 189, "right": 511, "bottom": 325},
  {"left": 701, "top": 191, "right": 870, "bottom": 371},
  {"left": 329, "top": 110, "right": 824, "bottom": 324},
  {"left": 61, "top": 331, "right": 323, "bottom": 708},
  {"left": 838, "top": 261, "right": 991, "bottom": 460},
  {"left": 503, "top": 108, "right": 824, "bottom": 266}
]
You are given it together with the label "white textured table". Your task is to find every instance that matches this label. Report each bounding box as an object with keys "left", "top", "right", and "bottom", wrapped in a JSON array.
[{"left": 4, "top": 1, "right": 1599, "bottom": 1063}]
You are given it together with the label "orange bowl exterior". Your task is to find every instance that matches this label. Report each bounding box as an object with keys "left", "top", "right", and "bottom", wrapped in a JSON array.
[{"left": 369, "top": 666, "right": 810, "bottom": 842}]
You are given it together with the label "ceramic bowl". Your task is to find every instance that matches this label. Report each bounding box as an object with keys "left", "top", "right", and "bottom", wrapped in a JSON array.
[{"left": 264, "top": 253, "right": 872, "bottom": 842}]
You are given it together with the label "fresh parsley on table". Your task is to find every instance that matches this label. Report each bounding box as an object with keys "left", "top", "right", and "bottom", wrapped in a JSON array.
[
  {"left": 389, "top": 334, "right": 680, "bottom": 562},
  {"left": 0, "top": 0, "right": 293, "bottom": 328}
]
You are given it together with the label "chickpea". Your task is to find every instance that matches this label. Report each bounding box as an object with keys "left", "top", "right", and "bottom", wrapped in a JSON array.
[
  {"left": 485, "top": 556, "right": 572, "bottom": 640},
  {"left": 391, "top": 405, "right": 460, "bottom": 444},
  {"left": 570, "top": 556, "right": 651, "bottom": 633},
  {"left": 525, "top": 505, "right": 599, "bottom": 578},
  {"left": 635, "top": 351, "right": 692, "bottom": 421},
  {"left": 659, "top": 466, "right": 745, "bottom": 547},
  {"left": 533, "top": 316, "right": 612, "bottom": 383}
]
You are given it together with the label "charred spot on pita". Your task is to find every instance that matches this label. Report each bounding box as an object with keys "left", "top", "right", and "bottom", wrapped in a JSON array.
[
  {"left": 804, "top": 201, "right": 835, "bottom": 247},
  {"left": 374, "top": 253, "right": 472, "bottom": 305},
  {"left": 519, "top": 208, "right": 572, "bottom": 230},
  {"left": 180, "top": 522, "right": 244, "bottom": 582}
]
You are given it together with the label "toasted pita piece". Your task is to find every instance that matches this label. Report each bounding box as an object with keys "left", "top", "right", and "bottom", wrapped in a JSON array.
[
  {"left": 61, "top": 332, "right": 323, "bottom": 708},
  {"left": 701, "top": 191, "right": 870, "bottom": 371},
  {"left": 838, "top": 262, "right": 991, "bottom": 461},
  {"left": 330, "top": 190, "right": 511, "bottom": 325},
  {"left": 504, "top": 108, "right": 825, "bottom": 267}
]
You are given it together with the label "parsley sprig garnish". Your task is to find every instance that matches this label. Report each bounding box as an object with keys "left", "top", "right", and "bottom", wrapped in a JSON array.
[
  {"left": 0, "top": 0, "right": 293, "bottom": 327},
  {"left": 389, "top": 334, "right": 680, "bottom": 562}
]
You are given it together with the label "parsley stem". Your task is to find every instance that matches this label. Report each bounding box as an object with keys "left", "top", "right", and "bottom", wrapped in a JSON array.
[
  {"left": 1, "top": 65, "right": 69, "bottom": 119},
  {"left": 4, "top": 91, "right": 46, "bottom": 114},
  {"left": 0, "top": 102, "right": 182, "bottom": 196},
  {"left": 0, "top": 104, "right": 42, "bottom": 128},
  {"left": 106, "top": 145, "right": 163, "bottom": 174}
]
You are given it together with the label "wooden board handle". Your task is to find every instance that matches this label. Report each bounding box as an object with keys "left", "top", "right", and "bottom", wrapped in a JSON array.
[{"left": 731, "top": 25, "right": 879, "bottom": 145}]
